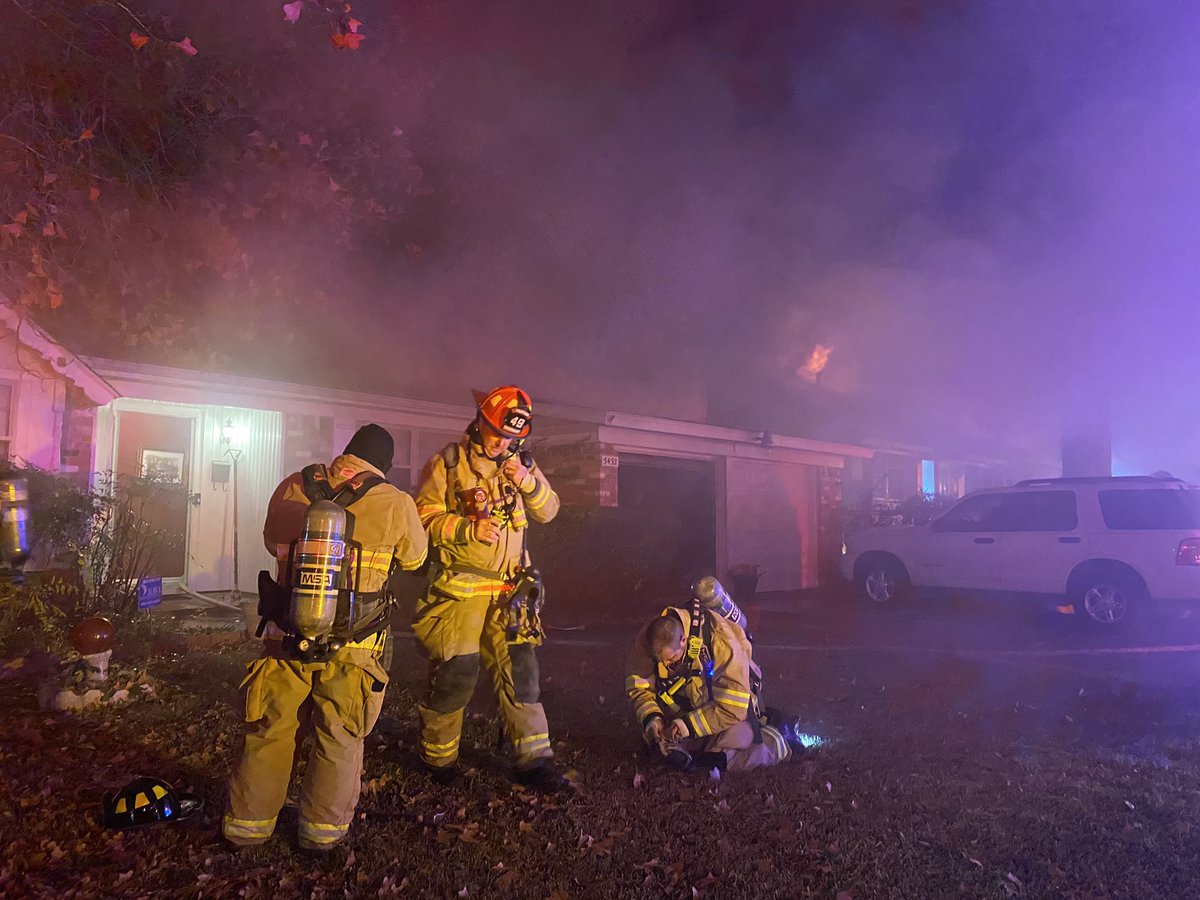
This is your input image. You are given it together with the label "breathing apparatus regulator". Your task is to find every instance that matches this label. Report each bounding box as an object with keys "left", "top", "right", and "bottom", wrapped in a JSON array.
[
  {"left": 257, "top": 466, "right": 391, "bottom": 662},
  {"left": 496, "top": 434, "right": 544, "bottom": 645},
  {"left": 495, "top": 458, "right": 545, "bottom": 644},
  {"left": 504, "top": 567, "right": 545, "bottom": 643},
  {"left": 0, "top": 477, "right": 30, "bottom": 584}
]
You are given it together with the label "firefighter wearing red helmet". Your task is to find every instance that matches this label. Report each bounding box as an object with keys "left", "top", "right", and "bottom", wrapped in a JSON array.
[{"left": 414, "top": 385, "right": 567, "bottom": 791}]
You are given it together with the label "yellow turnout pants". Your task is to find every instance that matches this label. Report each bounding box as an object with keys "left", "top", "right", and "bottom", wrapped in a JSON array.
[
  {"left": 414, "top": 591, "right": 552, "bottom": 771},
  {"left": 680, "top": 720, "right": 791, "bottom": 770},
  {"left": 223, "top": 642, "right": 388, "bottom": 850}
]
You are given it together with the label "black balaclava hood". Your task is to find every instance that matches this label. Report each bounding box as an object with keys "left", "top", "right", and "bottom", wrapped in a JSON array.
[{"left": 343, "top": 424, "right": 394, "bottom": 473}]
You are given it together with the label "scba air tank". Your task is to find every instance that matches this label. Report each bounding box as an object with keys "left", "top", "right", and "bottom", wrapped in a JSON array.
[
  {"left": 290, "top": 500, "right": 347, "bottom": 643},
  {"left": 691, "top": 576, "right": 749, "bottom": 631}
]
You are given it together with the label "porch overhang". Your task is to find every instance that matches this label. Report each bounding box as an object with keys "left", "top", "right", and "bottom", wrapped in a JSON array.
[
  {"left": 537, "top": 404, "right": 873, "bottom": 468},
  {"left": 0, "top": 305, "right": 118, "bottom": 406}
]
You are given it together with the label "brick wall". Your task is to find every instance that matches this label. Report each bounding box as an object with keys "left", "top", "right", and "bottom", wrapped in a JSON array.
[
  {"left": 817, "top": 466, "right": 844, "bottom": 585},
  {"left": 60, "top": 394, "right": 96, "bottom": 472},
  {"left": 534, "top": 439, "right": 619, "bottom": 509}
]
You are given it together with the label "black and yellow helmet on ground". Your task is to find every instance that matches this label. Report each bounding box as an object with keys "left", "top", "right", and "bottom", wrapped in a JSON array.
[{"left": 102, "top": 776, "right": 203, "bottom": 829}]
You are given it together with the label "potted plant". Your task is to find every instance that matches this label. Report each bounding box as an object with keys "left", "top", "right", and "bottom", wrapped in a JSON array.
[{"left": 726, "top": 563, "right": 763, "bottom": 602}]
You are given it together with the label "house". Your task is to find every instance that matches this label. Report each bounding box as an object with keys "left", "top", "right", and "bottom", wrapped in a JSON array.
[
  {"left": 74, "top": 359, "right": 871, "bottom": 609},
  {"left": 0, "top": 303, "right": 877, "bottom": 610}
]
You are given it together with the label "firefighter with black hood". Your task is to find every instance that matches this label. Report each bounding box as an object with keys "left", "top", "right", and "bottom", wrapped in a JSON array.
[
  {"left": 627, "top": 577, "right": 808, "bottom": 772},
  {"left": 223, "top": 424, "right": 427, "bottom": 852},
  {"left": 414, "top": 385, "right": 567, "bottom": 791}
]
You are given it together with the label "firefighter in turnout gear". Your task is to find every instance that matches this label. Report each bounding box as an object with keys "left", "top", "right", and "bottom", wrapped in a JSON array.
[
  {"left": 223, "top": 424, "right": 427, "bottom": 852},
  {"left": 414, "top": 386, "right": 567, "bottom": 791},
  {"left": 627, "top": 601, "right": 799, "bottom": 772}
]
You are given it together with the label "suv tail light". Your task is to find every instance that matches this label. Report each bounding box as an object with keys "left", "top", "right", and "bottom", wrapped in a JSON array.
[{"left": 1177, "top": 538, "right": 1200, "bottom": 566}]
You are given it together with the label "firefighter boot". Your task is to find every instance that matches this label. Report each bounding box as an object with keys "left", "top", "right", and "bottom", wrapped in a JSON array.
[
  {"left": 421, "top": 760, "right": 462, "bottom": 786},
  {"left": 690, "top": 751, "right": 728, "bottom": 774},
  {"left": 779, "top": 721, "right": 825, "bottom": 753},
  {"left": 514, "top": 759, "right": 571, "bottom": 793}
]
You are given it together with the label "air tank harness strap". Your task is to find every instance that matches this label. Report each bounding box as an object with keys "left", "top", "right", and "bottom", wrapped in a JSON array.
[
  {"left": 445, "top": 562, "right": 509, "bottom": 580},
  {"left": 300, "top": 464, "right": 386, "bottom": 507},
  {"left": 686, "top": 599, "right": 715, "bottom": 703},
  {"left": 343, "top": 590, "right": 391, "bottom": 644}
]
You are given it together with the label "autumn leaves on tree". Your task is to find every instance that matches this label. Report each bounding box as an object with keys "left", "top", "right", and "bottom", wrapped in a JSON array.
[{"left": 0, "top": 0, "right": 424, "bottom": 367}]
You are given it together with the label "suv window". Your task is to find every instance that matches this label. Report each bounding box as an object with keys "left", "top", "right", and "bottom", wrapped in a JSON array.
[
  {"left": 933, "top": 491, "right": 1077, "bottom": 533},
  {"left": 932, "top": 493, "right": 1007, "bottom": 532},
  {"left": 1098, "top": 489, "right": 1200, "bottom": 530}
]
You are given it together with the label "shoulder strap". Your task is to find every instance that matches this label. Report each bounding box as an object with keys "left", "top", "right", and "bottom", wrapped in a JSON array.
[
  {"left": 300, "top": 464, "right": 336, "bottom": 502},
  {"left": 441, "top": 442, "right": 460, "bottom": 510},
  {"left": 331, "top": 471, "right": 386, "bottom": 508},
  {"left": 686, "top": 599, "right": 715, "bottom": 702},
  {"left": 302, "top": 463, "right": 386, "bottom": 509}
]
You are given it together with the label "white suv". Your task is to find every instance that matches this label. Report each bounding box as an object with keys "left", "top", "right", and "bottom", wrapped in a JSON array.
[{"left": 840, "top": 476, "right": 1200, "bottom": 626}]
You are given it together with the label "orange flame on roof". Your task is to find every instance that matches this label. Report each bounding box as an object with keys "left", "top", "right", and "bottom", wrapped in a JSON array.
[{"left": 797, "top": 344, "right": 833, "bottom": 383}]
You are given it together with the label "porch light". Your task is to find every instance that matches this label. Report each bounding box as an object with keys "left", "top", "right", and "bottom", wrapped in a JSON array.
[{"left": 220, "top": 419, "right": 247, "bottom": 452}]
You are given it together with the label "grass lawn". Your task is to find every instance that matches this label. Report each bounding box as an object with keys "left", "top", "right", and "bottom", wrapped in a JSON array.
[{"left": 3, "top": 626, "right": 1200, "bottom": 899}]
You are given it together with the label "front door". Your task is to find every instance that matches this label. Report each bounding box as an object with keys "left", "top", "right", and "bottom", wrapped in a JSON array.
[
  {"left": 113, "top": 410, "right": 194, "bottom": 583},
  {"left": 916, "top": 493, "right": 1010, "bottom": 590},
  {"left": 990, "top": 491, "right": 1085, "bottom": 594}
]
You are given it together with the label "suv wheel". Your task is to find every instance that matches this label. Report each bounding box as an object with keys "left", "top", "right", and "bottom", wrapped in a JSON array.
[
  {"left": 856, "top": 556, "right": 910, "bottom": 605},
  {"left": 1070, "top": 568, "right": 1145, "bottom": 626}
]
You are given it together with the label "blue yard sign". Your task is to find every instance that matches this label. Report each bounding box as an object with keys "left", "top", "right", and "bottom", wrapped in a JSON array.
[{"left": 138, "top": 576, "right": 163, "bottom": 610}]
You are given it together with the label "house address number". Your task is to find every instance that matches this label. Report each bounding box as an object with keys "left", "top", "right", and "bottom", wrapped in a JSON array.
[{"left": 601, "top": 454, "right": 620, "bottom": 468}]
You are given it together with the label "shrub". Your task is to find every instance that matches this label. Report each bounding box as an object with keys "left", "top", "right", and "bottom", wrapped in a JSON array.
[
  {"left": 0, "top": 578, "right": 71, "bottom": 657},
  {"left": 0, "top": 464, "right": 182, "bottom": 622},
  {"left": 77, "top": 474, "right": 183, "bottom": 617}
]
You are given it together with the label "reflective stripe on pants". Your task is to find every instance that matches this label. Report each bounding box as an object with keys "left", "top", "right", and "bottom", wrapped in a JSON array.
[
  {"left": 222, "top": 813, "right": 277, "bottom": 845},
  {"left": 299, "top": 819, "right": 351, "bottom": 849}
]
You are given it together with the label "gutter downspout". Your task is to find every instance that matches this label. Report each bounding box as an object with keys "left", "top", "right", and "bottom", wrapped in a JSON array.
[{"left": 176, "top": 581, "right": 243, "bottom": 611}]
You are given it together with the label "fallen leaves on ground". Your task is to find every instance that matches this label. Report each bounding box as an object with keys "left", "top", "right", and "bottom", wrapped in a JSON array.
[{"left": 1, "top": 639, "right": 1199, "bottom": 897}]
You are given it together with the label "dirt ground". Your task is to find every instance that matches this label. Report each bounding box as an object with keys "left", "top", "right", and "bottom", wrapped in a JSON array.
[{"left": 4, "top": 594, "right": 1200, "bottom": 898}]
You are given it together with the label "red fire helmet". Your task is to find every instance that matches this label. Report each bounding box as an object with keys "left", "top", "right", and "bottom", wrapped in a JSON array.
[{"left": 473, "top": 386, "right": 533, "bottom": 439}]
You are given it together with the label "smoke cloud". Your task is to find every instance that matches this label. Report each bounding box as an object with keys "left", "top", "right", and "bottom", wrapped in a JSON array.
[{"left": 93, "top": 1, "right": 1200, "bottom": 471}]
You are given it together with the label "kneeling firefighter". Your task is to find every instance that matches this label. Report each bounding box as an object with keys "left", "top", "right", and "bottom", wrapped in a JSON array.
[
  {"left": 413, "top": 385, "right": 567, "bottom": 791},
  {"left": 626, "top": 577, "right": 806, "bottom": 772},
  {"left": 223, "top": 424, "right": 427, "bottom": 852}
]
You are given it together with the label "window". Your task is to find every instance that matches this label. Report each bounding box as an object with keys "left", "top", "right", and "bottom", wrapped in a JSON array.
[
  {"left": 1099, "top": 489, "right": 1200, "bottom": 530},
  {"left": 936, "top": 461, "right": 966, "bottom": 498},
  {"left": 920, "top": 460, "right": 936, "bottom": 495},
  {"left": 414, "top": 429, "right": 463, "bottom": 480},
  {"left": 364, "top": 425, "right": 413, "bottom": 492},
  {"left": 985, "top": 492, "right": 1077, "bottom": 532},
  {"left": 0, "top": 382, "right": 13, "bottom": 460},
  {"left": 873, "top": 454, "right": 918, "bottom": 501},
  {"left": 932, "top": 493, "right": 1010, "bottom": 533},
  {"left": 933, "top": 491, "right": 1077, "bottom": 532},
  {"left": 362, "top": 425, "right": 463, "bottom": 493}
]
